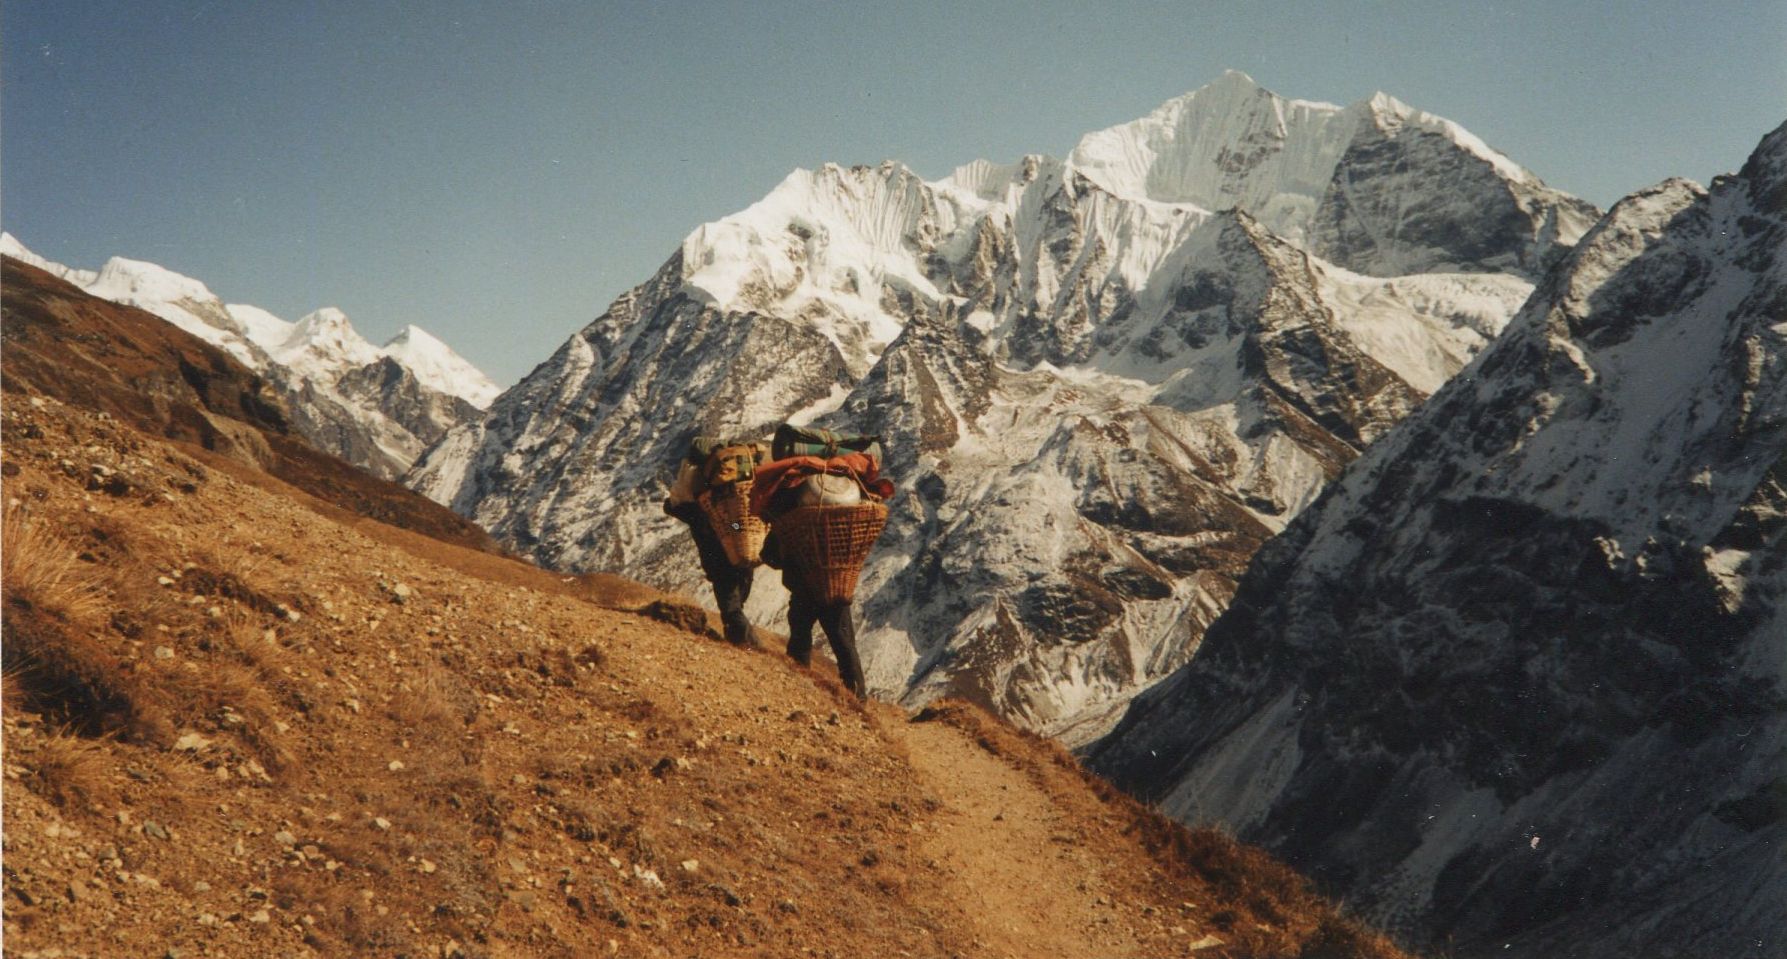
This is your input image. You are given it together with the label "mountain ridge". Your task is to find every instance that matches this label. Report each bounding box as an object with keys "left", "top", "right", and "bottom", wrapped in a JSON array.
[
  {"left": 410, "top": 73, "right": 1594, "bottom": 742},
  {"left": 0, "top": 233, "right": 500, "bottom": 480}
]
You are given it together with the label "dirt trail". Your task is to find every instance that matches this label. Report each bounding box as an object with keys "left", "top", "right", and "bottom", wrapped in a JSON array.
[{"left": 890, "top": 714, "right": 1136, "bottom": 958}]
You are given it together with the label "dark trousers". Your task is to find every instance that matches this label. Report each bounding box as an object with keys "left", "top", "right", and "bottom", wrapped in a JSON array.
[
  {"left": 669, "top": 502, "right": 754, "bottom": 646},
  {"left": 786, "top": 591, "right": 866, "bottom": 697}
]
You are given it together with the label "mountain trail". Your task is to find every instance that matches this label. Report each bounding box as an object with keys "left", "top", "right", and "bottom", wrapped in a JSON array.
[{"left": 889, "top": 711, "right": 1129, "bottom": 958}]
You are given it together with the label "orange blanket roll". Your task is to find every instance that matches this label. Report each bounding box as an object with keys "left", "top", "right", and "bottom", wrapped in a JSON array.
[{"left": 749, "top": 453, "right": 894, "bottom": 518}]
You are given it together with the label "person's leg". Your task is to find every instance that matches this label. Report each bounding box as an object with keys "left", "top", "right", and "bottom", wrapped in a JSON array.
[
  {"left": 714, "top": 568, "right": 754, "bottom": 646},
  {"left": 819, "top": 602, "right": 866, "bottom": 697},
  {"left": 683, "top": 510, "right": 755, "bottom": 645},
  {"left": 786, "top": 591, "right": 817, "bottom": 667}
]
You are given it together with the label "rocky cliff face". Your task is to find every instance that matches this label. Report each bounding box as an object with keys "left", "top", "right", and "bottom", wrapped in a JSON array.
[
  {"left": 411, "top": 73, "right": 1585, "bottom": 742},
  {"left": 1088, "top": 122, "right": 1787, "bottom": 958}
]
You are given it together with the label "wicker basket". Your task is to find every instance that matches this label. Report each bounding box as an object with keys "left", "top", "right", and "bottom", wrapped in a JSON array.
[
  {"left": 699, "top": 480, "right": 768, "bottom": 568},
  {"left": 772, "top": 501, "right": 889, "bottom": 603}
]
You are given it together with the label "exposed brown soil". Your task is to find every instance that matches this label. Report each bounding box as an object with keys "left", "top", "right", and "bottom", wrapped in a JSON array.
[{"left": 0, "top": 257, "right": 1411, "bottom": 959}]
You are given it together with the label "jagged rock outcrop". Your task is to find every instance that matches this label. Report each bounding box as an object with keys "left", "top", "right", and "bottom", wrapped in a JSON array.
[{"left": 1088, "top": 121, "right": 1787, "bottom": 958}]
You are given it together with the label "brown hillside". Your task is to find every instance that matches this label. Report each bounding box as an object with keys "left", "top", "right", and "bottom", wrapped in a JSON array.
[
  {"left": 0, "top": 256, "right": 497, "bottom": 554},
  {"left": 0, "top": 267, "right": 1410, "bottom": 959}
]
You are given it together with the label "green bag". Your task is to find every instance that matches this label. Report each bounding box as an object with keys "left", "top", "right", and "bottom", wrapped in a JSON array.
[{"left": 771, "top": 424, "right": 883, "bottom": 468}]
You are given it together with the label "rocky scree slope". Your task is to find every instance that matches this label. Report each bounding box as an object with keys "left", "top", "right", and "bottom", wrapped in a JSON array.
[
  {"left": 410, "top": 72, "right": 1593, "bottom": 744},
  {"left": 1088, "top": 121, "right": 1787, "bottom": 959},
  {"left": 0, "top": 283, "right": 1408, "bottom": 958},
  {"left": 1, "top": 234, "right": 497, "bottom": 480}
]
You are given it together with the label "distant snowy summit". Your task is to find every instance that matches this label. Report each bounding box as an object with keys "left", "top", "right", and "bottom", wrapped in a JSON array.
[
  {"left": 411, "top": 71, "right": 1599, "bottom": 742},
  {"left": 1064, "top": 71, "right": 1584, "bottom": 255},
  {"left": 383, "top": 325, "right": 504, "bottom": 408},
  {"left": 0, "top": 233, "right": 501, "bottom": 477}
]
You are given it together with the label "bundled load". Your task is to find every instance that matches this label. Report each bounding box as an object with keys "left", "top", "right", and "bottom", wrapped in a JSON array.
[
  {"left": 669, "top": 437, "right": 770, "bottom": 567},
  {"left": 752, "top": 425, "right": 895, "bottom": 604},
  {"left": 771, "top": 424, "right": 884, "bottom": 469}
]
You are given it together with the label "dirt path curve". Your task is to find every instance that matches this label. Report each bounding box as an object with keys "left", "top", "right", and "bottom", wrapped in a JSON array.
[{"left": 886, "top": 709, "right": 1148, "bottom": 959}]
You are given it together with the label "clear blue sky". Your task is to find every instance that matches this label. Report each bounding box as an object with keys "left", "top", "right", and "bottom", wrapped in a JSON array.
[{"left": 6, "top": 0, "right": 1784, "bottom": 387}]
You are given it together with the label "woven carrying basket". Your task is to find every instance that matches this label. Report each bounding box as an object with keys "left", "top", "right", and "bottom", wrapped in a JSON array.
[
  {"left": 699, "top": 480, "right": 768, "bottom": 568},
  {"left": 773, "top": 501, "right": 888, "bottom": 603}
]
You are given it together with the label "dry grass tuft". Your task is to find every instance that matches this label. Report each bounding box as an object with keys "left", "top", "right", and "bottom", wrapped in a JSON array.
[
  {"left": 2, "top": 532, "right": 174, "bottom": 742},
  {"left": 178, "top": 549, "right": 290, "bottom": 619},
  {"left": 3, "top": 592, "right": 173, "bottom": 742},
  {"left": 2, "top": 664, "right": 29, "bottom": 715},
  {"left": 166, "top": 655, "right": 295, "bottom": 774},
  {"left": 26, "top": 728, "right": 116, "bottom": 811},
  {"left": 3, "top": 504, "right": 106, "bottom": 625},
  {"left": 388, "top": 668, "right": 473, "bottom": 743},
  {"left": 272, "top": 868, "right": 404, "bottom": 954}
]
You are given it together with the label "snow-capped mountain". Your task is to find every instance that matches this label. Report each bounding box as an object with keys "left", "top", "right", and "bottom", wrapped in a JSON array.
[
  {"left": 1068, "top": 71, "right": 1599, "bottom": 278},
  {"left": 1088, "top": 122, "right": 1787, "bottom": 957},
  {"left": 384, "top": 325, "right": 505, "bottom": 408},
  {"left": 0, "top": 234, "right": 500, "bottom": 478},
  {"left": 410, "top": 73, "right": 1591, "bottom": 741}
]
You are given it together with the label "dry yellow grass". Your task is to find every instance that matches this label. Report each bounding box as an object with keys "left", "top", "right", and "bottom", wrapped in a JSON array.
[
  {"left": 25, "top": 728, "right": 115, "bottom": 811},
  {"left": 3, "top": 503, "right": 107, "bottom": 625},
  {"left": 2, "top": 504, "right": 175, "bottom": 742}
]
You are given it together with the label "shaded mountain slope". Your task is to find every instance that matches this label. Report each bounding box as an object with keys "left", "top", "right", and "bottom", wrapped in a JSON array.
[{"left": 1088, "top": 122, "right": 1787, "bottom": 958}]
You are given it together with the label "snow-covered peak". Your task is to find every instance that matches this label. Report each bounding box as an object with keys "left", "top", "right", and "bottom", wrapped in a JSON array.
[
  {"left": 77, "top": 254, "right": 257, "bottom": 362},
  {"left": 86, "top": 255, "right": 220, "bottom": 309},
  {"left": 2, "top": 234, "right": 97, "bottom": 286},
  {"left": 0, "top": 231, "right": 31, "bottom": 261},
  {"left": 1352, "top": 90, "right": 1532, "bottom": 185},
  {"left": 675, "top": 160, "right": 962, "bottom": 371},
  {"left": 224, "top": 302, "right": 296, "bottom": 353},
  {"left": 269, "top": 307, "right": 385, "bottom": 378},
  {"left": 382, "top": 325, "right": 503, "bottom": 409},
  {"left": 1066, "top": 73, "right": 1361, "bottom": 239},
  {"left": 1064, "top": 75, "right": 1568, "bottom": 264},
  {"left": 940, "top": 156, "right": 1049, "bottom": 203}
]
